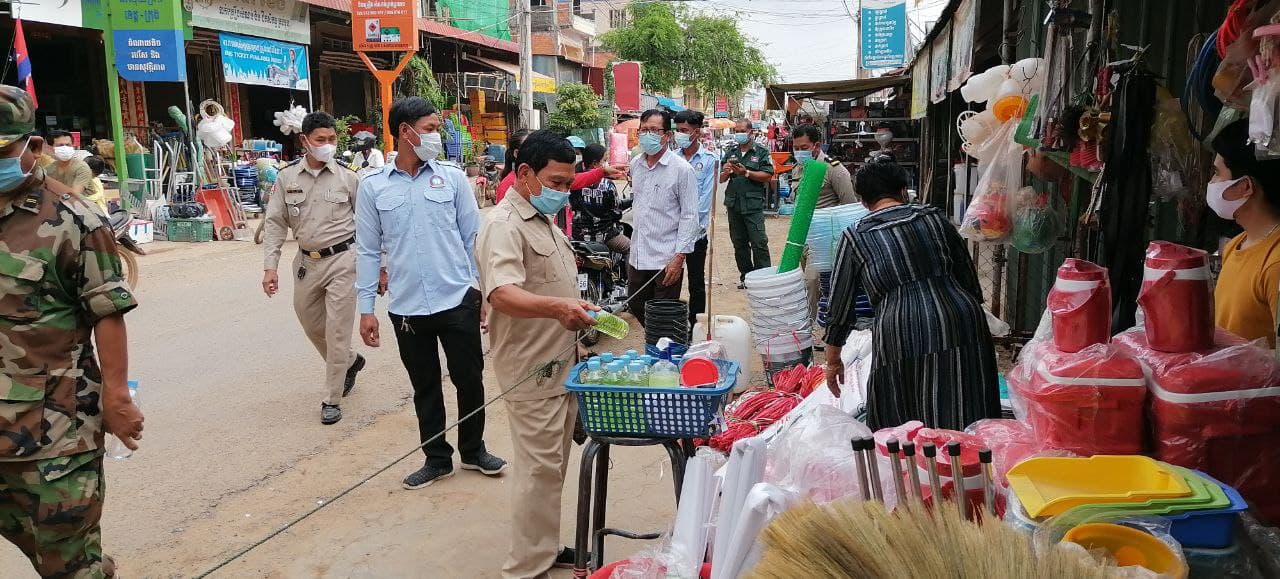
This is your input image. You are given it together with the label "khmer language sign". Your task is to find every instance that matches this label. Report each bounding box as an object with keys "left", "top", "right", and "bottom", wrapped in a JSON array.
[
  {"left": 219, "top": 32, "right": 310, "bottom": 90},
  {"left": 109, "top": 0, "right": 187, "bottom": 82},
  {"left": 351, "top": 0, "right": 418, "bottom": 52},
  {"left": 860, "top": 0, "right": 908, "bottom": 69},
  {"left": 193, "top": 0, "right": 311, "bottom": 45}
]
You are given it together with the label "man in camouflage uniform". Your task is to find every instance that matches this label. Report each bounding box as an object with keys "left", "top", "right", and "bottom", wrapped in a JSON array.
[{"left": 0, "top": 86, "right": 144, "bottom": 578}]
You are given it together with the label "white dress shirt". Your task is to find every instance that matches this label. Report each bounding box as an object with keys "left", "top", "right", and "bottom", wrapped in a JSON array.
[{"left": 628, "top": 148, "right": 700, "bottom": 271}]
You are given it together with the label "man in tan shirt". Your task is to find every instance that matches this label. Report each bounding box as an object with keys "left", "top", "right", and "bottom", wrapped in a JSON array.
[
  {"left": 477, "top": 130, "right": 598, "bottom": 578},
  {"left": 261, "top": 111, "right": 365, "bottom": 425},
  {"left": 45, "top": 130, "right": 94, "bottom": 196},
  {"left": 791, "top": 124, "right": 858, "bottom": 331}
]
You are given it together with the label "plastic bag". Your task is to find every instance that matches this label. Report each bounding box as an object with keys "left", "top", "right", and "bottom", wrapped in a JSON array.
[
  {"left": 608, "top": 530, "right": 700, "bottom": 579},
  {"left": 966, "top": 419, "right": 1041, "bottom": 487},
  {"left": 1249, "top": 73, "right": 1280, "bottom": 159},
  {"left": 839, "top": 329, "right": 873, "bottom": 414},
  {"left": 960, "top": 121, "right": 1023, "bottom": 243},
  {"left": 1041, "top": 516, "right": 1190, "bottom": 579},
  {"left": 1010, "top": 186, "right": 1060, "bottom": 254},
  {"left": 1149, "top": 86, "right": 1197, "bottom": 199},
  {"left": 764, "top": 404, "right": 872, "bottom": 504}
]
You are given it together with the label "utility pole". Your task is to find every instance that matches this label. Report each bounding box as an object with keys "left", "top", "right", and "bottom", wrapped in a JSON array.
[{"left": 519, "top": 0, "right": 537, "bottom": 129}]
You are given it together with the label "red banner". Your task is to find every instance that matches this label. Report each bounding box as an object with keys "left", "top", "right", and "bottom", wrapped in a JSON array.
[
  {"left": 714, "top": 94, "right": 729, "bottom": 118},
  {"left": 613, "top": 61, "right": 642, "bottom": 112}
]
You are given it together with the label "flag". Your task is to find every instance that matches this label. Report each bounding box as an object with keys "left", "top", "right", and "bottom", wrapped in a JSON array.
[{"left": 13, "top": 20, "right": 37, "bottom": 108}]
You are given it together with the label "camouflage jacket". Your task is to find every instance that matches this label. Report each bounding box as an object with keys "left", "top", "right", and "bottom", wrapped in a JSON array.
[{"left": 0, "top": 169, "right": 137, "bottom": 461}]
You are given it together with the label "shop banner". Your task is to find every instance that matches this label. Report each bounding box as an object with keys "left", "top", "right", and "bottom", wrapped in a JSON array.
[
  {"left": 948, "top": 0, "right": 977, "bottom": 91},
  {"left": 911, "top": 51, "right": 930, "bottom": 119},
  {"left": 192, "top": 0, "right": 311, "bottom": 46},
  {"left": 110, "top": 0, "right": 187, "bottom": 82},
  {"left": 860, "top": 0, "right": 908, "bottom": 69},
  {"left": 930, "top": 23, "right": 951, "bottom": 104},
  {"left": 613, "top": 61, "right": 642, "bottom": 112},
  {"left": 219, "top": 32, "right": 310, "bottom": 91},
  {"left": 351, "top": 0, "right": 418, "bottom": 52},
  {"left": 714, "top": 94, "right": 729, "bottom": 118}
]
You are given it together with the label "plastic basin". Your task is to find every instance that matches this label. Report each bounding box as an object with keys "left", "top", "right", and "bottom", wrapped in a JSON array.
[
  {"left": 1063, "top": 523, "right": 1187, "bottom": 578},
  {"left": 1007, "top": 455, "right": 1193, "bottom": 517}
]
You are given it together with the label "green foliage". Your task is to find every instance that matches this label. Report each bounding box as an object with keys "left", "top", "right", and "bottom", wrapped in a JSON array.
[
  {"left": 334, "top": 115, "right": 362, "bottom": 154},
  {"left": 601, "top": 4, "right": 776, "bottom": 98},
  {"left": 547, "top": 82, "right": 610, "bottom": 132},
  {"left": 399, "top": 55, "right": 446, "bottom": 110}
]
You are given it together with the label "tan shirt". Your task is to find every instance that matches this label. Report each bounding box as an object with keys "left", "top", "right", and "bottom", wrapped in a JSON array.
[
  {"left": 793, "top": 150, "right": 858, "bottom": 209},
  {"left": 477, "top": 190, "right": 580, "bottom": 401},
  {"left": 46, "top": 159, "right": 95, "bottom": 194},
  {"left": 262, "top": 159, "right": 360, "bottom": 271}
]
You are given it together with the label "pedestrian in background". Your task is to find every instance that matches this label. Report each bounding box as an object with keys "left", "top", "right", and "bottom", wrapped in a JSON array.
[
  {"left": 628, "top": 108, "right": 700, "bottom": 327},
  {"left": 0, "top": 86, "right": 144, "bottom": 578},
  {"left": 44, "top": 129, "right": 94, "bottom": 197},
  {"left": 674, "top": 110, "right": 720, "bottom": 326},
  {"left": 355, "top": 97, "right": 506, "bottom": 490},
  {"left": 261, "top": 111, "right": 366, "bottom": 425},
  {"left": 477, "top": 130, "right": 599, "bottom": 577},
  {"left": 791, "top": 123, "right": 858, "bottom": 330},
  {"left": 83, "top": 154, "right": 110, "bottom": 214},
  {"left": 721, "top": 118, "right": 774, "bottom": 287},
  {"left": 495, "top": 130, "right": 626, "bottom": 204}
]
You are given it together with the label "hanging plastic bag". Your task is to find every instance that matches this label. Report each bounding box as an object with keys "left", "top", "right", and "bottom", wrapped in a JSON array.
[
  {"left": 1249, "top": 72, "right": 1280, "bottom": 159},
  {"left": 1010, "top": 186, "right": 1061, "bottom": 254},
  {"left": 960, "top": 121, "right": 1022, "bottom": 243}
]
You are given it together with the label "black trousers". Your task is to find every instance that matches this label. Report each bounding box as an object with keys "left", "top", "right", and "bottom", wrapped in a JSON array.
[
  {"left": 686, "top": 236, "right": 709, "bottom": 326},
  {"left": 627, "top": 264, "right": 683, "bottom": 328},
  {"left": 389, "top": 288, "right": 487, "bottom": 468}
]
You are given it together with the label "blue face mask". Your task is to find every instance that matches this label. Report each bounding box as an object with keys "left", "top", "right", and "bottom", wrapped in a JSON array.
[
  {"left": 0, "top": 138, "right": 32, "bottom": 194},
  {"left": 639, "top": 132, "right": 665, "bottom": 155},
  {"left": 673, "top": 132, "right": 693, "bottom": 150},
  {"left": 793, "top": 150, "right": 814, "bottom": 164},
  {"left": 734, "top": 132, "right": 750, "bottom": 145},
  {"left": 529, "top": 174, "right": 570, "bottom": 215}
]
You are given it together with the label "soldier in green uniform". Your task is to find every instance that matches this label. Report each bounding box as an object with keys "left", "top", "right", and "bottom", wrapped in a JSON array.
[
  {"left": 720, "top": 118, "right": 775, "bottom": 286},
  {"left": 0, "top": 86, "right": 144, "bottom": 578}
]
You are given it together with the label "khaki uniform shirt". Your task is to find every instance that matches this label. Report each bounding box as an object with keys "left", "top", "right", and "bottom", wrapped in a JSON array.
[
  {"left": 477, "top": 191, "right": 579, "bottom": 401},
  {"left": 792, "top": 150, "right": 858, "bottom": 209},
  {"left": 262, "top": 158, "right": 360, "bottom": 271},
  {"left": 0, "top": 170, "right": 137, "bottom": 463},
  {"left": 722, "top": 142, "right": 774, "bottom": 212},
  {"left": 45, "top": 159, "right": 94, "bottom": 194}
]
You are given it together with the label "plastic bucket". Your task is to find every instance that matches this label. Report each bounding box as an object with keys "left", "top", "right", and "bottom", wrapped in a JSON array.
[{"left": 1047, "top": 259, "right": 1112, "bottom": 353}]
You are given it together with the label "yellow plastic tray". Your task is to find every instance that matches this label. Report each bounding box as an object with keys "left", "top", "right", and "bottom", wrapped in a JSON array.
[{"left": 1007, "top": 455, "right": 1193, "bottom": 518}]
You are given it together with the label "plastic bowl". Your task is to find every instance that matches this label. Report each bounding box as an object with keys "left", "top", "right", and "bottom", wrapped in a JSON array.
[{"left": 1063, "top": 523, "right": 1187, "bottom": 578}]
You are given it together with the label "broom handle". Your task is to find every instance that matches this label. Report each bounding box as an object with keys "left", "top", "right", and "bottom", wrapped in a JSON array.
[
  {"left": 923, "top": 443, "right": 942, "bottom": 506},
  {"left": 852, "top": 438, "right": 870, "bottom": 501},
  {"left": 980, "top": 448, "right": 996, "bottom": 518},
  {"left": 865, "top": 437, "right": 884, "bottom": 503},
  {"left": 903, "top": 442, "right": 924, "bottom": 503},
  {"left": 887, "top": 439, "right": 907, "bottom": 503},
  {"left": 947, "top": 442, "right": 966, "bottom": 520}
]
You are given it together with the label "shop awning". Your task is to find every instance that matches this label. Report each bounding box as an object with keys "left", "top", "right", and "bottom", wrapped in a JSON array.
[
  {"left": 656, "top": 96, "right": 685, "bottom": 111},
  {"left": 463, "top": 54, "right": 557, "bottom": 94},
  {"left": 299, "top": 0, "right": 518, "bottom": 54},
  {"left": 764, "top": 75, "right": 911, "bottom": 109}
]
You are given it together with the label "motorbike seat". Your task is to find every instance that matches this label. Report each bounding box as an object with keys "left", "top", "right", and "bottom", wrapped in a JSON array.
[{"left": 573, "top": 241, "right": 612, "bottom": 256}]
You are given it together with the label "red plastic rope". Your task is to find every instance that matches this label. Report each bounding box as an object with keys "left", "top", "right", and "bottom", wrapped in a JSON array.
[
  {"left": 1217, "top": 0, "right": 1252, "bottom": 57},
  {"left": 705, "top": 365, "right": 828, "bottom": 452}
]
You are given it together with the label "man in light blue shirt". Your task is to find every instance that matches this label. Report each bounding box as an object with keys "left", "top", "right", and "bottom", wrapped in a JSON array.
[
  {"left": 354, "top": 97, "right": 506, "bottom": 490},
  {"left": 674, "top": 110, "right": 720, "bottom": 327}
]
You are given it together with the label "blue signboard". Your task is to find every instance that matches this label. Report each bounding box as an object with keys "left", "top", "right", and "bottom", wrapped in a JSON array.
[
  {"left": 861, "top": 0, "right": 908, "bottom": 69},
  {"left": 219, "top": 32, "right": 310, "bottom": 91},
  {"left": 113, "top": 29, "right": 186, "bottom": 82}
]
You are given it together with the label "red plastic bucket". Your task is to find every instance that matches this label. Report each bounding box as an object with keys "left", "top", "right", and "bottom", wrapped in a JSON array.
[
  {"left": 1013, "top": 343, "right": 1147, "bottom": 455},
  {"left": 1138, "top": 242, "right": 1213, "bottom": 353},
  {"left": 1047, "top": 259, "right": 1112, "bottom": 353}
]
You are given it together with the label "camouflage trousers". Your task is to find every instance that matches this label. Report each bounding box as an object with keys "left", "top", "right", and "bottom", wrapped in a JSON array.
[{"left": 0, "top": 451, "right": 111, "bottom": 578}]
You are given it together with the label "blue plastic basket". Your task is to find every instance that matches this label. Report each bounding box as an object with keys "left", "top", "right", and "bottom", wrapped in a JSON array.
[
  {"left": 1167, "top": 470, "right": 1248, "bottom": 549},
  {"left": 565, "top": 359, "right": 739, "bottom": 438}
]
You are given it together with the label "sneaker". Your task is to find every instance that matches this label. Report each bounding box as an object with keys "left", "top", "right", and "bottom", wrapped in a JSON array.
[
  {"left": 402, "top": 464, "right": 454, "bottom": 490},
  {"left": 736, "top": 282, "right": 747, "bottom": 289},
  {"left": 343, "top": 354, "right": 366, "bottom": 396},
  {"left": 320, "top": 403, "right": 342, "bottom": 425},
  {"left": 461, "top": 451, "right": 508, "bottom": 476},
  {"left": 553, "top": 546, "right": 584, "bottom": 569}
]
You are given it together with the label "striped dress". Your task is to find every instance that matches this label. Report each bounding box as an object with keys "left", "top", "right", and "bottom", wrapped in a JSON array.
[{"left": 824, "top": 203, "right": 1000, "bottom": 430}]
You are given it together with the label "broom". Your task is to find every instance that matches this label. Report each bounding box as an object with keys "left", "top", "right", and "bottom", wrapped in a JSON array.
[{"left": 748, "top": 500, "right": 1115, "bottom": 579}]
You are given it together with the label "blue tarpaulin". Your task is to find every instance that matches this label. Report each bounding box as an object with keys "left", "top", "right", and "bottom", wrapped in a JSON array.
[{"left": 656, "top": 96, "right": 686, "bottom": 111}]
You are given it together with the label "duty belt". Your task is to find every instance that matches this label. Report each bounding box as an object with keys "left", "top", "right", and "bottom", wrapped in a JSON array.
[{"left": 302, "top": 237, "right": 355, "bottom": 259}]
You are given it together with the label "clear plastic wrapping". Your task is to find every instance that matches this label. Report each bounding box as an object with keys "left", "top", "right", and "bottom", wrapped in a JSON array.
[
  {"left": 764, "top": 404, "right": 873, "bottom": 504},
  {"left": 960, "top": 122, "right": 1023, "bottom": 243},
  {"left": 1040, "top": 516, "right": 1190, "bottom": 579},
  {"left": 1010, "top": 187, "right": 1061, "bottom": 254}
]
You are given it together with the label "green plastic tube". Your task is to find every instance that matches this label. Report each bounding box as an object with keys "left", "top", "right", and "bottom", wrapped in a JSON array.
[{"left": 777, "top": 159, "right": 828, "bottom": 273}]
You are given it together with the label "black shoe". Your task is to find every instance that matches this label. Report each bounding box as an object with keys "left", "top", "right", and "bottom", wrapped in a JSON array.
[
  {"left": 553, "top": 546, "right": 586, "bottom": 569},
  {"left": 461, "top": 451, "right": 508, "bottom": 476},
  {"left": 402, "top": 463, "right": 454, "bottom": 490},
  {"left": 343, "top": 354, "right": 366, "bottom": 396},
  {"left": 737, "top": 282, "right": 747, "bottom": 289},
  {"left": 320, "top": 403, "right": 342, "bottom": 425}
]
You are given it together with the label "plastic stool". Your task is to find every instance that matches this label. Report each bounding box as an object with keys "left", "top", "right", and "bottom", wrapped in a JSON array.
[{"left": 573, "top": 435, "right": 688, "bottom": 577}]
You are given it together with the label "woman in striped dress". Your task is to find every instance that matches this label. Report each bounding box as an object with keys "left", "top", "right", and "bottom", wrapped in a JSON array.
[{"left": 823, "top": 157, "right": 1000, "bottom": 430}]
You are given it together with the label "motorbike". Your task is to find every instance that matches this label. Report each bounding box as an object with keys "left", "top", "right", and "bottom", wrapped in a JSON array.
[
  {"left": 478, "top": 155, "right": 500, "bottom": 206},
  {"left": 572, "top": 222, "right": 631, "bottom": 346},
  {"left": 108, "top": 209, "right": 146, "bottom": 288}
]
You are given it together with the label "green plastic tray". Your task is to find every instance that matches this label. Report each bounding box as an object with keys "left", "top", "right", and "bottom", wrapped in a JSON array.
[{"left": 1044, "top": 466, "right": 1227, "bottom": 533}]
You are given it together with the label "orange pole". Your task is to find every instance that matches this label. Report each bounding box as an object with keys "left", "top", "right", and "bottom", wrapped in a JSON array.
[{"left": 359, "top": 51, "right": 416, "bottom": 153}]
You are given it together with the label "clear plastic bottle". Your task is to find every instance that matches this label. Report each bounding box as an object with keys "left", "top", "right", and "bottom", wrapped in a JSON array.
[
  {"left": 105, "top": 380, "right": 139, "bottom": 460},
  {"left": 599, "top": 352, "right": 615, "bottom": 365},
  {"left": 626, "top": 361, "right": 651, "bottom": 386},
  {"left": 580, "top": 360, "right": 603, "bottom": 384},
  {"left": 649, "top": 347, "right": 680, "bottom": 388},
  {"left": 639, "top": 355, "right": 656, "bottom": 366},
  {"left": 588, "top": 310, "right": 630, "bottom": 339},
  {"left": 604, "top": 361, "right": 627, "bottom": 386},
  {"left": 625, "top": 349, "right": 639, "bottom": 360}
]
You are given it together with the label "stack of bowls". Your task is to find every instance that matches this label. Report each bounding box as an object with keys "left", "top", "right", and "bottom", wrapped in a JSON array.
[
  {"left": 807, "top": 204, "right": 870, "bottom": 273},
  {"left": 745, "top": 267, "right": 813, "bottom": 376}
]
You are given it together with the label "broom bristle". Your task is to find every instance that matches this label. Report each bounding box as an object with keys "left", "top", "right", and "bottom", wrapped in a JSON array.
[{"left": 748, "top": 499, "right": 1116, "bottom": 579}]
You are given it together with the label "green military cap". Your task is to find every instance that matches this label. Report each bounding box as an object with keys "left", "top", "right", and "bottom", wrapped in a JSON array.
[{"left": 0, "top": 86, "right": 36, "bottom": 147}]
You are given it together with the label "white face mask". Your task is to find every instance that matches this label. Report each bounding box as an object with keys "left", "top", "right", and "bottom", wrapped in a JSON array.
[
  {"left": 411, "top": 131, "right": 443, "bottom": 162},
  {"left": 309, "top": 143, "right": 337, "bottom": 163},
  {"left": 53, "top": 145, "right": 75, "bottom": 162},
  {"left": 575, "top": 154, "right": 583, "bottom": 166},
  {"left": 1207, "top": 176, "right": 1248, "bottom": 220}
]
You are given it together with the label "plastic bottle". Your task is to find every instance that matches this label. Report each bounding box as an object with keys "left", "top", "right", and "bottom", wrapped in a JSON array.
[
  {"left": 649, "top": 347, "right": 680, "bottom": 388},
  {"left": 599, "top": 352, "right": 615, "bottom": 365},
  {"left": 625, "top": 349, "right": 639, "bottom": 360},
  {"left": 588, "top": 310, "right": 630, "bottom": 340},
  {"left": 580, "top": 360, "right": 603, "bottom": 384},
  {"left": 626, "top": 361, "right": 650, "bottom": 386},
  {"left": 605, "top": 361, "right": 627, "bottom": 386},
  {"left": 106, "top": 380, "right": 139, "bottom": 460}
]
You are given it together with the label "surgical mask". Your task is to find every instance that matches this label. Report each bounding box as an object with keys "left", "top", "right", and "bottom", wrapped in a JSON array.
[
  {"left": 53, "top": 145, "right": 75, "bottom": 162},
  {"left": 874, "top": 131, "right": 894, "bottom": 147},
  {"left": 1207, "top": 176, "right": 1248, "bottom": 220},
  {"left": 529, "top": 174, "right": 570, "bottom": 215},
  {"left": 0, "top": 138, "right": 32, "bottom": 193},
  {"left": 410, "top": 130, "right": 443, "bottom": 162},
  {"left": 575, "top": 154, "right": 583, "bottom": 166},
  {"left": 309, "top": 143, "right": 337, "bottom": 163},
  {"left": 793, "top": 150, "right": 814, "bottom": 164},
  {"left": 673, "top": 132, "right": 693, "bottom": 149},
  {"left": 733, "top": 133, "right": 750, "bottom": 145},
  {"left": 639, "top": 132, "right": 665, "bottom": 156}
]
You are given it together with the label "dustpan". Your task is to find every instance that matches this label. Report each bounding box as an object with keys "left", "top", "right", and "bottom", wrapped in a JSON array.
[
  {"left": 1044, "top": 466, "right": 1219, "bottom": 526},
  {"left": 1007, "top": 455, "right": 1192, "bottom": 517}
]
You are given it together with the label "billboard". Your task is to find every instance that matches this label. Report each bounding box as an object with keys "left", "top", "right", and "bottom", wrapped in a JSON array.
[
  {"left": 613, "top": 61, "right": 642, "bottom": 112},
  {"left": 220, "top": 33, "right": 310, "bottom": 91},
  {"left": 351, "top": 0, "right": 418, "bottom": 52},
  {"left": 109, "top": 0, "right": 186, "bottom": 82},
  {"left": 193, "top": 0, "right": 311, "bottom": 45},
  {"left": 861, "top": 0, "right": 908, "bottom": 69}
]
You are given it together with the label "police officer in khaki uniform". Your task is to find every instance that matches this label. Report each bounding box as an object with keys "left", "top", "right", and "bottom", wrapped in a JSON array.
[
  {"left": 262, "top": 111, "right": 365, "bottom": 425},
  {"left": 790, "top": 123, "right": 858, "bottom": 330},
  {"left": 721, "top": 118, "right": 775, "bottom": 286},
  {"left": 478, "top": 130, "right": 598, "bottom": 578}
]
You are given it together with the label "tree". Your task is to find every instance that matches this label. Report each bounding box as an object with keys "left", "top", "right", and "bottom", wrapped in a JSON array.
[
  {"left": 600, "top": 4, "right": 776, "bottom": 99},
  {"left": 399, "top": 55, "right": 446, "bottom": 110},
  {"left": 547, "top": 82, "right": 610, "bottom": 133}
]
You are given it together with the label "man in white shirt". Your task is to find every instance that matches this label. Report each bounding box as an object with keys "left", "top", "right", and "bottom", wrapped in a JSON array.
[{"left": 627, "top": 109, "right": 700, "bottom": 327}]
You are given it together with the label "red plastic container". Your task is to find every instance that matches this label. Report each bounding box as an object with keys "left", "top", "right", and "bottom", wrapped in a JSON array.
[
  {"left": 1047, "top": 259, "right": 1112, "bottom": 353},
  {"left": 1138, "top": 242, "right": 1213, "bottom": 353},
  {"left": 966, "top": 419, "right": 1041, "bottom": 487},
  {"left": 873, "top": 421, "right": 925, "bottom": 456},
  {"left": 1114, "top": 326, "right": 1280, "bottom": 524},
  {"left": 912, "top": 429, "right": 984, "bottom": 478},
  {"left": 1010, "top": 342, "right": 1147, "bottom": 455}
]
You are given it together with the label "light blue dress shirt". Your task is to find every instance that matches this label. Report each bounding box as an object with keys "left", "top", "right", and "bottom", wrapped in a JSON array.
[
  {"left": 681, "top": 143, "right": 720, "bottom": 235},
  {"left": 355, "top": 159, "right": 480, "bottom": 316}
]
